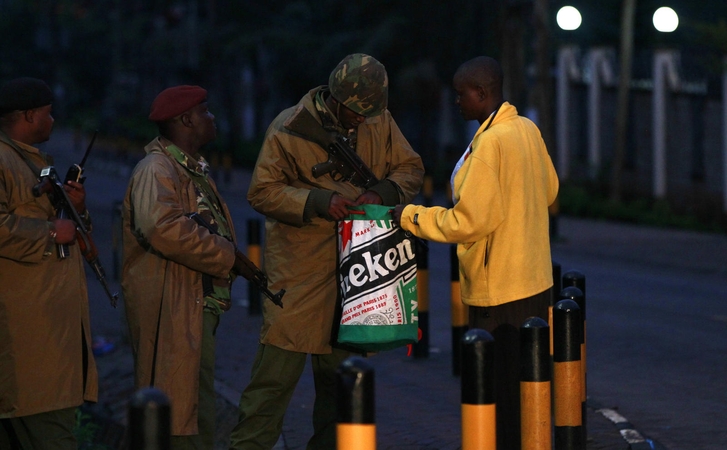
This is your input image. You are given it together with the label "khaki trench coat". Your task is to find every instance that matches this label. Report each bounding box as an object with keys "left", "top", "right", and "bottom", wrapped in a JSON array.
[
  {"left": 121, "top": 137, "right": 236, "bottom": 435},
  {"left": 0, "top": 138, "right": 98, "bottom": 418},
  {"left": 247, "top": 87, "right": 424, "bottom": 355}
]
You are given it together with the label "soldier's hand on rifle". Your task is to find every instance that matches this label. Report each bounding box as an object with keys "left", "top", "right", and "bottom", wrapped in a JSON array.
[
  {"left": 354, "top": 190, "right": 383, "bottom": 205},
  {"left": 329, "top": 194, "right": 357, "bottom": 221},
  {"left": 63, "top": 180, "right": 87, "bottom": 214},
  {"left": 50, "top": 218, "right": 78, "bottom": 244}
]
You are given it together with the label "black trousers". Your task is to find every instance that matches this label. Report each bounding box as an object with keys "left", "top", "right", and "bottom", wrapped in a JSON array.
[{"left": 469, "top": 289, "right": 551, "bottom": 450}]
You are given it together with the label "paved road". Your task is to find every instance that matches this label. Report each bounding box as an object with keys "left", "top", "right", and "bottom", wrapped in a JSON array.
[
  {"left": 44, "top": 129, "right": 727, "bottom": 449},
  {"left": 550, "top": 220, "right": 727, "bottom": 450}
]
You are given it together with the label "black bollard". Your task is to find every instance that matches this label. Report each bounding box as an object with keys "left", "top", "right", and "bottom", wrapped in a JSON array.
[
  {"left": 553, "top": 299, "right": 583, "bottom": 450},
  {"left": 247, "top": 219, "right": 262, "bottom": 315},
  {"left": 520, "top": 317, "right": 551, "bottom": 450},
  {"left": 461, "top": 329, "right": 496, "bottom": 450},
  {"left": 413, "top": 238, "right": 429, "bottom": 358},
  {"left": 562, "top": 270, "right": 585, "bottom": 297},
  {"left": 560, "top": 282, "right": 587, "bottom": 444},
  {"left": 128, "top": 387, "right": 170, "bottom": 450},
  {"left": 336, "top": 357, "right": 375, "bottom": 449},
  {"left": 450, "top": 245, "right": 468, "bottom": 376}
]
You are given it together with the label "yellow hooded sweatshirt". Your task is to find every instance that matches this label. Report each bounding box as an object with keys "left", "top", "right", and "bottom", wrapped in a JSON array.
[{"left": 401, "top": 102, "right": 559, "bottom": 307}]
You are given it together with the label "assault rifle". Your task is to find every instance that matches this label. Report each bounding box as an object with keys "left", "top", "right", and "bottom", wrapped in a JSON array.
[
  {"left": 284, "top": 107, "right": 379, "bottom": 189},
  {"left": 32, "top": 166, "right": 119, "bottom": 308},
  {"left": 186, "top": 212, "right": 285, "bottom": 308}
]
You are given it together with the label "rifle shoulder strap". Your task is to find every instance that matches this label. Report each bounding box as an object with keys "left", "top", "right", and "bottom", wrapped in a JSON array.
[{"left": 282, "top": 105, "right": 334, "bottom": 150}]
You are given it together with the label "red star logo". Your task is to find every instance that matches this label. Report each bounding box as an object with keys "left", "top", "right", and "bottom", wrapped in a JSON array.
[{"left": 339, "top": 220, "right": 354, "bottom": 252}]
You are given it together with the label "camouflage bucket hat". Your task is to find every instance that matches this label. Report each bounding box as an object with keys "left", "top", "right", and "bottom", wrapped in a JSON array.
[{"left": 329, "top": 53, "right": 388, "bottom": 117}]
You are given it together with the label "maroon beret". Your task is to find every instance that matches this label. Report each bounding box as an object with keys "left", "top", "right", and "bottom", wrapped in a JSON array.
[{"left": 148, "top": 85, "right": 207, "bottom": 121}]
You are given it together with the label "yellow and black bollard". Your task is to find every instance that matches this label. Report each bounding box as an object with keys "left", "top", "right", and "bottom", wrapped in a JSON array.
[
  {"left": 553, "top": 299, "right": 583, "bottom": 450},
  {"left": 247, "top": 219, "right": 262, "bottom": 315},
  {"left": 336, "top": 357, "right": 376, "bottom": 450},
  {"left": 129, "top": 387, "right": 171, "bottom": 450},
  {"left": 450, "top": 245, "right": 468, "bottom": 376},
  {"left": 461, "top": 329, "right": 496, "bottom": 450},
  {"left": 413, "top": 238, "right": 429, "bottom": 358},
  {"left": 560, "top": 281, "right": 587, "bottom": 442},
  {"left": 520, "top": 317, "right": 551, "bottom": 450}
]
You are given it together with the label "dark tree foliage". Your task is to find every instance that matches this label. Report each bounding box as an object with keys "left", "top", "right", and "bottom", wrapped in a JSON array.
[{"left": 3, "top": 0, "right": 726, "bottom": 168}]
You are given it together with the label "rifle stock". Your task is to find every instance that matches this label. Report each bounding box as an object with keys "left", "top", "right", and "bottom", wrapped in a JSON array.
[
  {"left": 284, "top": 107, "right": 379, "bottom": 189},
  {"left": 186, "top": 213, "right": 284, "bottom": 308}
]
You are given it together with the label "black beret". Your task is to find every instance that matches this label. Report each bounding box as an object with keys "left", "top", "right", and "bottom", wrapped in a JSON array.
[{"left": 0, "top": 77, "right": 54, "bottom": 115}]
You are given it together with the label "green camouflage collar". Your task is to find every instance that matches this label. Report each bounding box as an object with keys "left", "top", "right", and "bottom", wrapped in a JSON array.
[
  {"left": 165, "top": 143, "right": 210, "bottom": 178},
  {"left": 314, "top": 88, "right": 346, "bottom": 134}
]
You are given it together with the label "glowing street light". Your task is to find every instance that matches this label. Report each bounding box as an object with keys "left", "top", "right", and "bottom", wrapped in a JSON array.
[
  {"left": 653, "top": 7, "right": 679, "bottom": 32},
  {"left": 557, "top": 6, "right": 582, "bottom": 31}
]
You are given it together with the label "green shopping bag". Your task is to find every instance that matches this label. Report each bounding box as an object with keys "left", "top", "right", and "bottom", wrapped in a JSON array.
[{"left": 336, "top": 204, "right": 419, "bottom": 352}]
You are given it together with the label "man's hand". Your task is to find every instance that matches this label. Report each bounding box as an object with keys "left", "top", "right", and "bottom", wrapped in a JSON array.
[
  {"left": 328, "top": 194, "right": 357, "bottom": 221},
  {"left": 64, "top": 180, "right": 87, "bottom": 214},
  {"left": 391, "top": 204, "right": 406, "bottom": 227},
  {"left": 51, "top": 218, "right": 77, "bottom": 244},
  {"left": 355, "top": 190, "right": 383, "bottom": 205}
]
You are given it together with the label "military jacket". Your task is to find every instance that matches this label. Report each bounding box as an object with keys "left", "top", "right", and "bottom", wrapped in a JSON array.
[
  {"left": 121, "top": 137, "right": 236, "bottom": 435},
  {"left": 0, "top": 137, "right": 98, "bottom": 418},
  {"left": 247, "top": 87, "right": 424, "bottom": 354}
]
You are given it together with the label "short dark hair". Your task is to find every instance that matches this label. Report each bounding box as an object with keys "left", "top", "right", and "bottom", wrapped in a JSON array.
[{"left": 455, "top": 56, "right": 503, "bottom": 96}]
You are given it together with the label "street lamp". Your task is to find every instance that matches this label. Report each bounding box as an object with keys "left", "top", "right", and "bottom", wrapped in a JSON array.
[
  {"left": 556, "top": 6, "right": 582, "bottom": 31},
  {"left": 652, "top": 7, "right": 679, "bottom": 33}
]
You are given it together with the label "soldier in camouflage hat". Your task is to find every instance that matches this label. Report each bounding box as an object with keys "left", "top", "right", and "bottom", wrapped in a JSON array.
[
  {"left": 328, "top": 53, "right": 388, "bottom": 117},
  {"left": 230, "top": 55, "right": 423, "bottom": 449}
]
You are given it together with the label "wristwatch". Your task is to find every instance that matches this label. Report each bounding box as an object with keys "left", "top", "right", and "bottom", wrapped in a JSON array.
[{"left": 413, "top": 213, "right": 419, "bottom": 225}]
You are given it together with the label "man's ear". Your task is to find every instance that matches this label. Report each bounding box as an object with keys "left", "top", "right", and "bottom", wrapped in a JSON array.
[
  {"left": 180, "top": 112, "right": 194, "bottom": 128},
  {"left": 476, "top": 84, "right": 488, "bottom": 101},
  {"left": 23, "top": 109, "right": 35, "bottom": 123}
]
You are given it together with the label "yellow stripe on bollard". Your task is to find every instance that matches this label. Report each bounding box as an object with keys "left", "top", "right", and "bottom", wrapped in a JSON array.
[
  {"left": 336, "top": 424, "right": 376, "bottom": 450},
  {"left": 461, "top": 404, "right": 496, "bottom": 450},
  {"left": 553, "top": 360, "right": 582, "bottom": 427},
  {"left": 521, "top": 382, "right": 551, "bottom": 450}
]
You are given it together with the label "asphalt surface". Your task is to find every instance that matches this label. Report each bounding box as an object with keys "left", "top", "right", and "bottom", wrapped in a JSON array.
[{"left": 44, "top": 129, "right": 726, "bottom": 449}]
